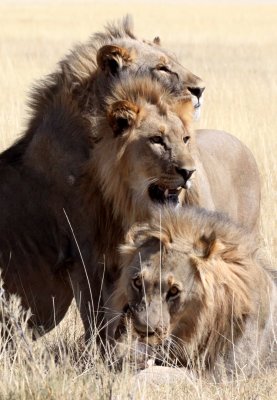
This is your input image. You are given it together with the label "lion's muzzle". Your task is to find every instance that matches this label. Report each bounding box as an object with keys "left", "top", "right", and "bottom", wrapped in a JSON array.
[
  {"left": 148, "top": 168, "right": 195, "bottom": 205},
  {"left": 175, "top": 167, "right": 195, "bottom": 184},
  {"left": 128, "top": 302, "right": 170, "bottom": 344}
]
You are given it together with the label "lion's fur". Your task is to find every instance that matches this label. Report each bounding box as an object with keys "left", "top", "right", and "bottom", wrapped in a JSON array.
[
  {"left": 115, "top": 207, "right": 277, "bottom": 376},
  {"left": 67, "top": 77, "right": 197, "bottom": 340},
  {"left": 80, "top": 75, "right": 195, "bottom": 226},
  {"left": 0, "top": 165, "right": 73, "bottom": 334},
  {"left": 0, "top": 19, "right": 203, "bottom": 338},
  {"left": 0, "top": 17, "right": 260, "bottom": 340},
  {"left": 69, "top": 73, "right": 260, "bottom": 344},
  {"left": 24, "top": 16, "right": 203, "bottom": 143}
]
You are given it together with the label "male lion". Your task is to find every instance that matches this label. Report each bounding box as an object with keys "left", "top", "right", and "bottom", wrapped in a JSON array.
[
  {"left": 112, "top": 207, "right": 277, "bottom": 377},
  {"left": 0, "top": 17, "right": 203, "bottom": 335},
  {"left": 8, "top": 17, "right": 204, "bottom": 206},
  {"left": 0, "top": 19, "right": 259, "bottom": 338},
  {"left": 68, "top": 75, "right": 260, "bottom": 343}
]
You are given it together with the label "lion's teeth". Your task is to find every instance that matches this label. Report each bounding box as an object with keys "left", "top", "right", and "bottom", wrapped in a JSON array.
[
  {"left": 185, "top": 180, "right": 192, "bottom": 190},
  {"left": 164, "top": 189, "right": 169, "bottom": 197}
]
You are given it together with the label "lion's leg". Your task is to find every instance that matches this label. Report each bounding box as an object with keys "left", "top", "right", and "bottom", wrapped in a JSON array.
[
  {"left": 1, "top": 264, "right": 74, "bottom": 338},
  {"left": 69, "top": 265, "right": 107, "bottom": 346}
]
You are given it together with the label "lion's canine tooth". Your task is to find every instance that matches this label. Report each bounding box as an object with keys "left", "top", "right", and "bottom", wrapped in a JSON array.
[
  {"left": 185, "top": 180, "right": 192, "bottom": 190},
  {"left": 164, "top": 189, "right": 169, "bottom": 197}
]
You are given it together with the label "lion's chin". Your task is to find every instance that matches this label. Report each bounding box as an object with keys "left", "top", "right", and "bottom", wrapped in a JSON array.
[
  {"left": 192, "top": 96, "right": 203, "bottom": 121},
  {"left": 148, "top": 184, "right": 183, "bottom": 206},
  {"left": 135, "top": 331, "right": 164, "bottom": 347},
  {"left": 133, "top": 326, "right": 169, "bottom": 346}
]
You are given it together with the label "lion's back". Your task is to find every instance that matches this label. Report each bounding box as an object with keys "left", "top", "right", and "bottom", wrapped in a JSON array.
[{"left": 195, "top": 128, "right": 260, "bottom": 233}]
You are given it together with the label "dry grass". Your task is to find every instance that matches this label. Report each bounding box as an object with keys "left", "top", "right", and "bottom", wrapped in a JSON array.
[{"left": 1, "top": 1, "right": 277, "bottom": 398}]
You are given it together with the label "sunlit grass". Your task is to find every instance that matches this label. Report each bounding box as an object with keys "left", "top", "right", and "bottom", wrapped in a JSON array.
[{"left": 0, "top": 1, "right": 277, "bottom": 398}]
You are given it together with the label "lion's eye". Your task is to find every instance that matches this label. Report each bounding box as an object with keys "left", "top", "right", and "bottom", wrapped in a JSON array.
[
  {"left": 133, "top": 277, "right": 143, "bottom": 290},
  {"left": 183, "top": 136, "right": 190, "bottom": 144},
  {"left": 167, "top": 286, "right": 179, "bottom": 299},
  {"left": 150, "top": 136, "right": 164, "bottom": 145},
  {"left": 156, "top": 65, "right": 171, "bottom": 73}
]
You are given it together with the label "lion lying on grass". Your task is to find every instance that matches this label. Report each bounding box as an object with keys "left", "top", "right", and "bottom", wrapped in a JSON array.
[
  {"left": 112, "top": 207, "right": 277, "bottom": 377},
  {"left": 70, "top": 74, "right": 260, "bottom": 343},
  {"left": 0, "top": 18, "right": 260, "bottom": 339},
  {"left": 0, "top": 17, "right": 203, "bottom": 336}
]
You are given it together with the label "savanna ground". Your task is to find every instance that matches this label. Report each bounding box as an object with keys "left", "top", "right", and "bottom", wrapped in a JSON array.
[{"left": 0, "top": 1, "right": 277, "bottom": 398}]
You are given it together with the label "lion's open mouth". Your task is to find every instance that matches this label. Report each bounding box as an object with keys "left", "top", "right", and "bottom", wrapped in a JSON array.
[{"left": 148, "top": 184, "right": 183, "bottom": 205}]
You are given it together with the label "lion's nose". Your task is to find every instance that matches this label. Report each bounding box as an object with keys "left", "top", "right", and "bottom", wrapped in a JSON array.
[
  {"left": 187, "top": 86, "right": 205, "bottom": 99},
  {"left": 175, "top": 167, "right": 195, "bottom": 183}
]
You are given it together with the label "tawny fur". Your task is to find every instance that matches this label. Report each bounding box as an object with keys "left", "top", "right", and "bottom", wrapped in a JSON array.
[
  {"left": 0, "top": 18, "right": 259, "bottom": 340},
  {"left": 70, "top": 74, "right": 260, "bottom": 343},
  {"left": 114, "top": 207, "right": 277, "bottom": 377},
  {"left": 68, "top": 77, "right": 196, "bottom": 339},
  {"left": 0, "top": 17, "right": 203, "bottom": 336},
  {"left": 26, "top": 15, "right": 203, "bottom": 145}
]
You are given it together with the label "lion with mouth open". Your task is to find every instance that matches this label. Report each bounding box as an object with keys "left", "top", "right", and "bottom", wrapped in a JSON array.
[
  {"left": 70, "top": 74, "right": 260, "bottom": 343},
  {"left": 70, "top": 75, "right": 196, "bottom": 339},
  {"left": 112, "top": 207, "right": 277, "bottom": 377},
  {"left": 0, "top": 17, "right": 204, "bottom": 336},
  {"left": 0, "top": 17, "right": 260, "bottom": 340}
]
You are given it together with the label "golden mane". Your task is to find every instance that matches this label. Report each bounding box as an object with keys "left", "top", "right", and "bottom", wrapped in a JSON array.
[
  {"left": 105, "top": 76, "right": 172, "bottom": 115},
  {"left": 24, "top": 17, "right": 135, "bottom": 138},
  {"left": 119, "top": 207, "right": 273, "bottom": 371},
  {"left": 120, "top": 207, "right": 257, "bottom": 271},
  {"left": 81, "top": 76, "right": 195, "bottom": 228}
]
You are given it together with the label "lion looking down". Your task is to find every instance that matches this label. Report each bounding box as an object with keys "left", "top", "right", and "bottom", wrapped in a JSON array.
[
  {"left": 0, "top": 15, "right": 203, "bottom": 336},
  {"left": 69, "top": 74, "right": 260, "bottom": 342},
  {"left": 0, "top": 19, "right": 260, "bottom": 339},
  {"left": 69, "top": 76, "right": 196, "bottom": 339},
  {"left": 113, "top": 207, "right": 277, "bottom": 377}
]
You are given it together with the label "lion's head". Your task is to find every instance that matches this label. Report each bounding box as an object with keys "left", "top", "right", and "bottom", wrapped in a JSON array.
[
  {"left": 89, "top": 76, "right": 196, "bottom": 224},
  {"left": 113, "top": 207, "right": 270, "bottom": 368},
  {"left": 61, "top": 16, "right": 204, "bottom": 121}
]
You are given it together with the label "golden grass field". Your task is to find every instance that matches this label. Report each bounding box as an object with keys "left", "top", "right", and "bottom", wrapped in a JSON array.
[{"left": 0, "top": 1, "right": 277, "bottom": 398}]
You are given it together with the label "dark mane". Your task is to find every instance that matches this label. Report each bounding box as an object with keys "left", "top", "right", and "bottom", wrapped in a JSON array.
[
  {"left": 92, "top": 15, "right": 136, "bottom": 43},
  {"left": 22, "top": 16, "right": 136, "bottom": 144},
  {"left": 0, "top": 136, "right": 30, "bottom": 165}
]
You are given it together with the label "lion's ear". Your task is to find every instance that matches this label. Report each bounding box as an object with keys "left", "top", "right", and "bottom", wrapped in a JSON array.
[
  {"left": 107, "top": 100, "right": 140, "bottom": 136},
  {"left": 97, "top": 45, "right": 134, "bottom": 75},
  {"left": 119, "top": 223, "right": 146, "bottom": 270},
  {"left": 172, "top": 97, "right": 194, "bottom": 126},
  {"left": 195, "top": 232, "right": 225, "bottom": 259},
  {"left": 153, "top": 36, "right": 161, "bottom": 45}
]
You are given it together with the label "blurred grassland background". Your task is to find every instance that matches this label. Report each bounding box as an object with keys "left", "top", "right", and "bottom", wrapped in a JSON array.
[{"left": 0, "top": 1, "right": 277, "bottom": 398}]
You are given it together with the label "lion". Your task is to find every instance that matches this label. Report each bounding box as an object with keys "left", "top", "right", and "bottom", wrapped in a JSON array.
[
  {"left": 60, "top": 15, "right": 204, "bottom": 121},
  {"left": 0, "top": 43, "right": 259, "bottom": 342},
  {"left": 7, "top": 17, "right": 204, "bottom": 204},
  {"left": 111, "top": 207, "right": 277, "bottom": 377},
  {"left": 0, "top": 16, "right": 203, "bottom": 335},
  {"left": 66, "top": 74, "right": 260, "bottom": 344}
]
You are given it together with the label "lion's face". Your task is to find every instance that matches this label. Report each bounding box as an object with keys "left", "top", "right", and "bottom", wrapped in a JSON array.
[
  {"left": 116, "top": 208, "right": 255, "bottom": 349},
  {"left": 117, "top": 105, "right": 196, "bottom": 206},
  {"left": 97, "top": 38, "right": 205, "bottom": 120},
  {"left": 94, "top": 92, "right": 196, "bottom": 214},
  {"left": 118, "top": 236, "right": 201, "bottom": 346}
]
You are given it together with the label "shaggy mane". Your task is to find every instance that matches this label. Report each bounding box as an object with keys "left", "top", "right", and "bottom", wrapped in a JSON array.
[
  {"left": 121, "top": 207, "right": 257, "bottom": 264},
  {"left": 83, "top": 76, "right": 195, "bottom": 228},
  {"left": 119, "top": 207, "right": 270, "bottom": 369},
  {"left": 105, "top": 75, "right": 173, "bottom": 116},
  {"left": 24, "top": 16, "right": 137, "bottom": 141},
  {"left": 92, "top": 15, "right": 136, "bottom": 43}
]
